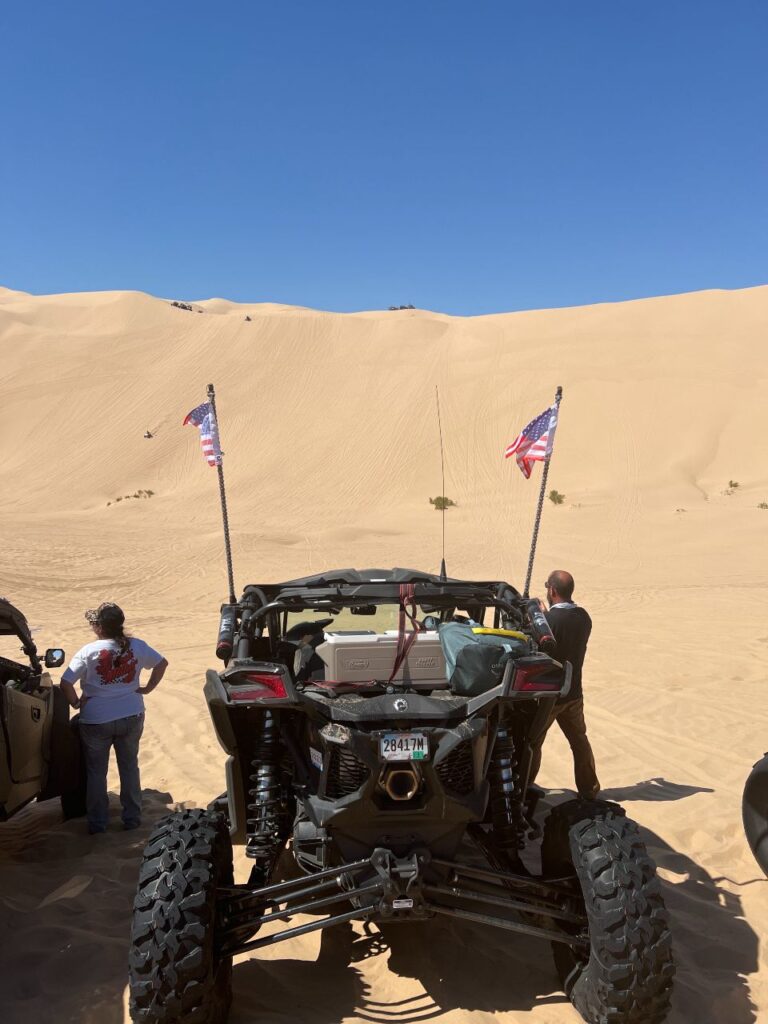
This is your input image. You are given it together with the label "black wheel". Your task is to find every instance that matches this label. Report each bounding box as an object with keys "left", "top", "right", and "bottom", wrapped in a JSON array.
[
  {"left": 742, "top": 752, "right": 768, "bottom": 876},
  {"left": 128, "top": 809, "right": 234, "bottom": 1024},
  {"left": 542, "top": 798, "right": 674, "bottom": 1024}
]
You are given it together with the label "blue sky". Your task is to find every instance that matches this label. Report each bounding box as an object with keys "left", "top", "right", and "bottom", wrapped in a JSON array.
[{"left": 1, "top": 1, "right": 766, "bottom": 314}]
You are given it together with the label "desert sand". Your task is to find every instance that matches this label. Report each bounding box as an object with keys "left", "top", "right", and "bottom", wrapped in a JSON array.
[{"left": 0, "top": 283, "right": 767, "bottom": 1024}]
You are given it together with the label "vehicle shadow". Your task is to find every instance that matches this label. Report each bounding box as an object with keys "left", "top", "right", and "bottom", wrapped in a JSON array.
[
  {"left": 641, "top": 828, "right": 759, "bottom": 1024},
  {"left": 231, "top": 946, "right": 370, "bottom": 1024},
  {"left": 599, "top": 777, "right": 715, "bottom": 802},
  {"left": 232, "top": 915, "right": 566, "bottom": 1024},
  {"left": 367, "top": 918, "right": 567, "bottom": 1020},
  {"left": 0, "top": 788, "right": 174, "bottom": 1024},
  {"left": 231, "top": 801, "right": 759, "bottom": 1024},
  {"left": 539, "top": 792, "right": 758, "bottom": 1024}
]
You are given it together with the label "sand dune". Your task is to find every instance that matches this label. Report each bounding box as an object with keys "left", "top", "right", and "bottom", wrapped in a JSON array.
[{"left": 1, "top": 285, "right": 767, "bottom": 1023}]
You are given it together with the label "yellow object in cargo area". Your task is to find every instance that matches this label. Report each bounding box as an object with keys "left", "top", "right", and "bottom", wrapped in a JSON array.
[{"left": 471, "top": 627, "right": 529, "bottom": 642}]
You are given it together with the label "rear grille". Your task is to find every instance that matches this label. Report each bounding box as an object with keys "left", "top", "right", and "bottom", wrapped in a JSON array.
[
  {"left": 435, "top": 743, "right": 475, "bottom": 795},
  {"left": 325, "top": 747, "right": 369, "bottom": 798}
]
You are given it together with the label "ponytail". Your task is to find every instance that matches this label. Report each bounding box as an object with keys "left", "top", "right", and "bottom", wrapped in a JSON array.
[{"left": 101, "top": 622, "right": 131, "bottom": 662}]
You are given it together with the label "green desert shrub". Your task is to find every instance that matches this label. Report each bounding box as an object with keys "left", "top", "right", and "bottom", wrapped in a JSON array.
[
  {"left": 109, "top": 489, "right": 155, "bottom": 506},
  {"left": 548, "top": 489, "right": 565, "bottom": 505},
  {"left": 429, "top": 496, "right": 456, "bottom": 510}
]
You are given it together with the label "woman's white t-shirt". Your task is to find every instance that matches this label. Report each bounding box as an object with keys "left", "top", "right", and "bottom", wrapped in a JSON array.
[{"left": 61, "top": 638, "right": 164, "bottom": 724}]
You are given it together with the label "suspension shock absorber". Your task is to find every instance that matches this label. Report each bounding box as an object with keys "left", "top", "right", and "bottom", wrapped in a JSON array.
[
  {"left": 246, "top": 710, "right": 284, "bottom": 868},
  {"left": 488, "top": 722, "right": 527, "bottom": 852}
]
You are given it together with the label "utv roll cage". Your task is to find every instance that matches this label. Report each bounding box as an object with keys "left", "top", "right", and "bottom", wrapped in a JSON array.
[
  {"left": 0, "top": 597, "right": 42, "bottom": 674},
  {"left": 217, "top": 567, "right": 527, "bottom": 662}
]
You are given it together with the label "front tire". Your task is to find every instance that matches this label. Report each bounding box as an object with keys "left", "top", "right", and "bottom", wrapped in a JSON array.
[
  {"left": 128, "top": 809, "right": 233, "bottom": 1024},
  {"left": 542, "top": 799, "right": 674, "bottom": 1024}
]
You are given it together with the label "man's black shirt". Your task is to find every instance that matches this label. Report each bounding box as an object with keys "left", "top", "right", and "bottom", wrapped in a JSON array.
[{"left": 544, "top": 603, "right": 592, "bottom": 702}]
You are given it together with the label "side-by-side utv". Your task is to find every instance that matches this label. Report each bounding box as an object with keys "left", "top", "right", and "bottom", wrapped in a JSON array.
[
  {"left": 0, "top": 597, "right": 82, "bottom": 821},
  {"left": 128, "top": 568, "right": 674, "bottom": 1024}
]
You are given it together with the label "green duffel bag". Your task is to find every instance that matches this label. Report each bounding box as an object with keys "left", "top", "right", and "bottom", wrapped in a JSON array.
[{"left": 438, "top": 622, "right": 531, "bottom": 696}]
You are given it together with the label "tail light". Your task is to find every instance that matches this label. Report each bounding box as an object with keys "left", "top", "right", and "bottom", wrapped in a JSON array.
[
  {"left": 510, "top": 660, "right": 563, "bottom": 693},
  {"left": 230, "top": 672, "right": 288, "bottom": 701}
]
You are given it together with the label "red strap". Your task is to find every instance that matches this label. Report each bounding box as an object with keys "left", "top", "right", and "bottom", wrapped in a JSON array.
[{"left": 388, "top": 584, "right": 422, "bottom": 682}]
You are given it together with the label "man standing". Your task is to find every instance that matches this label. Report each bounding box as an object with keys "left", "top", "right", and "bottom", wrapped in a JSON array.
[{"left": 530, "top": 570, "right": 600, "bottom": 800}]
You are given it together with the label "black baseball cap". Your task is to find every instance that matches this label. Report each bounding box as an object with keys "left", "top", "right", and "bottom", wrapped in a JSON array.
[{"left": 85, "top": 602, "right": 125, "bottom": 627}]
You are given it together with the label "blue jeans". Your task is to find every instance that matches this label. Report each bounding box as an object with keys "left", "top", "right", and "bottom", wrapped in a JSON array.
[{"left": 79, "top": 713, "right": 144, "bottom": 830}]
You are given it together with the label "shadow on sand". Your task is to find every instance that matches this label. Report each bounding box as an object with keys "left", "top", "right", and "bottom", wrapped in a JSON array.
[
  {"left": 0, "top": 788, "right": 174, "bottom": 1024},
  {"left": 233, "top": 792, "right": 759, "bottom": 1024},
  {"left": 599, "top": 777, "right": 715, "bottom": 802},
  {"left": 643, "top": 828, "right": 759, "bottom": 1024},
  {"left": 1, "top": 786, "right": 758, "bottom": 1024}
]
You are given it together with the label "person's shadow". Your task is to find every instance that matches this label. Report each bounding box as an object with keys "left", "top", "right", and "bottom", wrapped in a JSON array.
[
  {"left": 0, "top": 788, "right": 175, "bottom": 1024},
  {"left": 599, "top": 777, "right": 715, "bottom": 802}
]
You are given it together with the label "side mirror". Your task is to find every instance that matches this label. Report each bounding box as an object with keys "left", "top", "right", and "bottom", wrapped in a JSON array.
[
  {"left": 45, "top": 648, "right": 65, "bottom": 668},
  {"left": 422, "top": 615, "right": 440, "bottom": 631}
]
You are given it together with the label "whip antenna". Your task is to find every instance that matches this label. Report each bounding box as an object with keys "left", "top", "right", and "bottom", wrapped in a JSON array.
[
  {"left": 522, "top": 385, "right": 563, "bottom": 598},
  {"left": 207, "top": 383, "right": 237, "bottom": 603},
  {"left": 435, "top": 385, "right": 447, "bottom": 580}
]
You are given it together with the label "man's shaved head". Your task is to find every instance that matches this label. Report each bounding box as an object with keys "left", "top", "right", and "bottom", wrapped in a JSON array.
[{"left": 546, "top": 570, "right": 575, "bottom": 601}]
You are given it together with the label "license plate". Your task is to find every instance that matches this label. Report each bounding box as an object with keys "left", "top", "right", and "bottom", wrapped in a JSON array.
[{"left": 379, "top": 732, "right": 429, "bottom": 761}]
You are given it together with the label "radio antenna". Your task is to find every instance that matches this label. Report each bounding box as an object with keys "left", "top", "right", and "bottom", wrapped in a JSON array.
[{"left": 435, "top": 385, "right": 447, "bottom": 580}]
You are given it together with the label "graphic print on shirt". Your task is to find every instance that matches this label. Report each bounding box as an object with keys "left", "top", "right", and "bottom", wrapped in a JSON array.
[{"left": 95, "top": 647, "right": 138, "bottom": 685}]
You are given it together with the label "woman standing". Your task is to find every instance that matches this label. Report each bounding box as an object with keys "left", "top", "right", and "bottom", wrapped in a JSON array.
[{"left": 60, "top": 602, "right": 167, "bottom": 834}]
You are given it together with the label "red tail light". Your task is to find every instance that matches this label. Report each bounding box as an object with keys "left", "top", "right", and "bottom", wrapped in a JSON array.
[
  {"left": 230, "top": 672, "right": 288, "bottom": 701},
  {"left": 511, "top": 662, "right": 563, "bottom": 693}
]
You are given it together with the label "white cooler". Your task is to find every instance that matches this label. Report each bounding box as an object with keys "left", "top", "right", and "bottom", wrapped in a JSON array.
[{"left": 316, "top": 631, "right": 447, "bottom": 688}]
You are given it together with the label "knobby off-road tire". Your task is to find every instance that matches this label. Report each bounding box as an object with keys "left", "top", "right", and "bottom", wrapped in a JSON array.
[
  {"left": 542, "top": 799, "right": 674, "bottom": 1024},
  {"left": 742, "top": 752, "right": 768, "bottom": 876},
  {"left": 129, "top": 809, "right": 234, "bottom": 1024}
]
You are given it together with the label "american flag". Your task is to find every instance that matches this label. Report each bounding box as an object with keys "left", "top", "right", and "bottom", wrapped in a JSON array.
[
  {"left": 504, "top": 405, "right": 558, "bottom": 478},
  {"left": 183, "top": 402, "right": 222, "bottom": 467}
]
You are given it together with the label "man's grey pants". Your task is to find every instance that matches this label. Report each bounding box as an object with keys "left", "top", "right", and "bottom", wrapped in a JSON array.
[{"left": 79, "top": 714, "right": 144, "bottom": 830}]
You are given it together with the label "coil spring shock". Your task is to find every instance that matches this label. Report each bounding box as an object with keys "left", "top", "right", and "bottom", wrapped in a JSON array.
[
  {"left": 488, "top": 725, "right": 527, "bottom": 851},
  {"left": 246, "top": 710, "right": 284, "bottom": 863}
]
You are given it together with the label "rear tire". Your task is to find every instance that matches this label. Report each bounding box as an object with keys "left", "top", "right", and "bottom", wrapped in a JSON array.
[
  {"left": 542, "top": 798, "right": 674, "bottom": 1024},
  {"left": 128, "top": 809, "right": 233, "bottom": 1024}
]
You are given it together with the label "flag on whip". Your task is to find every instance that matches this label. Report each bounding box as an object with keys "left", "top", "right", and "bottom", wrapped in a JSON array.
[
  {"left": 504, "top": 405, "right": 559, "bottom": 478},
  {"left": 183, "top": 402, "right": 222, "bottom": 467},
  {"left": 183, "top": 386, "right": 236, "bottom": 603},
  {"left": 505, "top": 387, "right": 563, "bottom": 597}
]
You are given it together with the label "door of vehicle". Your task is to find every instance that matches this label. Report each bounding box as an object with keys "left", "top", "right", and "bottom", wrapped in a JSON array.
[{"left": 0, "top": 684, "right": 48, "bottom": 819}]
